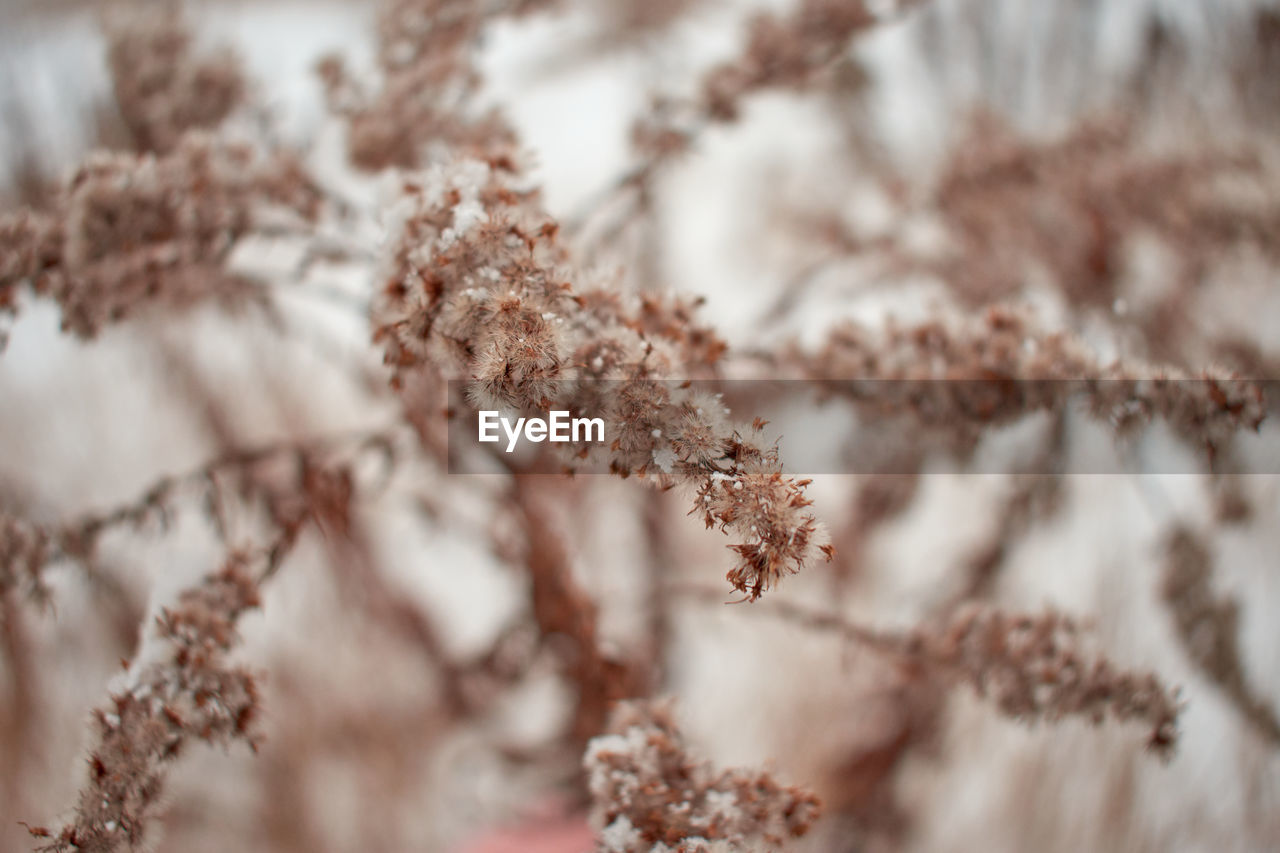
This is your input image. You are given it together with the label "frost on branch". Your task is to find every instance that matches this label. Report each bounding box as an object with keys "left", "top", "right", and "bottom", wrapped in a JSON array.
[
  {"left": 374, "top": 157, "right": 828, "bottom": 599},
  {"left": 31, "top": 555, "right": 262, "bottom": 853},
  {"left": 584, "top": 701, "right": 820, "bottom": 852}
]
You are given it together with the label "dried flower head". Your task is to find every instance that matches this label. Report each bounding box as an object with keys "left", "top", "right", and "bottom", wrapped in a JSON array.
[{"left": 375, "top": 157, "right": 827, "bottom": 599}]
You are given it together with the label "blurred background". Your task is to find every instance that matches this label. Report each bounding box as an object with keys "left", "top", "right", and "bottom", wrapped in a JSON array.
[{"left": 1, "top": 1, "right": 1279, "bottom": 851}]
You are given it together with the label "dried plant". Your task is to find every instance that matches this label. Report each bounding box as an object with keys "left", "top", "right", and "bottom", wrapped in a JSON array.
[
  {"left": 28, "top": 554, "right": 262, "bottom": 853},
  {"left": 929, "top": 113, "right": 1280, "bottom": 315},
  {"left": 791, "top": 306, "right": 1265, "bottom": 455},
  {"left": 912, "top": 605, "right": 1182, "bottom": 758},
  {"left": 373, "top": 157, "right": 830, "bottom": 600},
  {"left": 585, "top": 700, "right": 821, "bottom": 852},
  {"left": 317, "top": 0, "right": 554, "bottom": 172},
  {"left": 104, "top": 6, "right": 245, "bottom": 154},
  {"left": 680, "top": 587, "right": 1183, "bottom": 757},
  {"left": 1160, "top": 527, "right": 1280, "bottom": 746},
  {"left": 1, "top": 1, "right": 1278, "bottom": 851},
  {"left": 0, "top": 134, "right": 320, "bottom": 340},
  {"left": 698, "top": 0, "right": 927, "bottom": 124}
]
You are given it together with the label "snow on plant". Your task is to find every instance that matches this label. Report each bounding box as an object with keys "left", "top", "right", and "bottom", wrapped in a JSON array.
[{"left": 1, "top": 1, "right": 1278, "bottom": 851}]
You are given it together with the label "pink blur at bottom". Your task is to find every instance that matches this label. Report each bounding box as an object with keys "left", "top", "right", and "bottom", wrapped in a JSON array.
[{"left": 453, "top": 816, "right": 596, "bottom": 853}]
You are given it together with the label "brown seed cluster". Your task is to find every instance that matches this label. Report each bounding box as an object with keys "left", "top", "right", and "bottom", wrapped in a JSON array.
[
  {"left": 1, "top": 134, "right": 320, "bottom": 339},
  {"left": 913, "top": 605, "right": 1182, "bottom": 759},
  {"left": 374, "top": 158, "right": 828, "bottom": 599},
  {"left": 585, "top": 701, "right": 821, "bottom": 852},
  {"left": 105, "top": 7, "right": 246, "bottom": 154},
  {"left": 795, "top": 306, "right": 1266, "bottom": 455},
  {"left": 33, "top": 556, "right": 261, "bottom": 853},
  {"left": 318, "top": 0, "right": 555, "bottom": 171}
]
